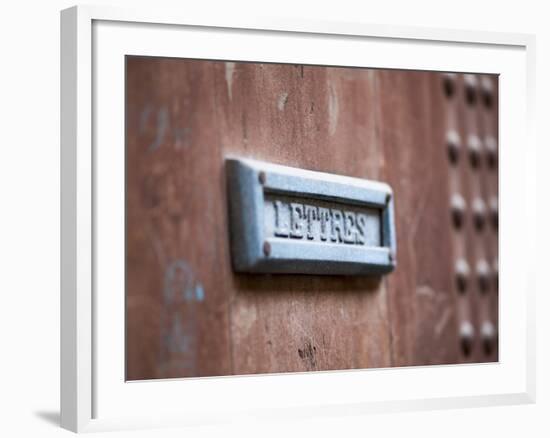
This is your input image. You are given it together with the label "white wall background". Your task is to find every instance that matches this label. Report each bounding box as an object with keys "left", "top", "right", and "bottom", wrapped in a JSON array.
[{"left": 0, "top": 0, "right": 546, "bottom": 436}]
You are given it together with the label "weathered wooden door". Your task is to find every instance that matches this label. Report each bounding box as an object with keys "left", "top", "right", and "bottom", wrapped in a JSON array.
[{"left": 125, "top": 58, "right": 498, "bottom": 380}]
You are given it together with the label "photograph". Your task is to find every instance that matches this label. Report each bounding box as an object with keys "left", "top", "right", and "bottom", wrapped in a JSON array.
[
  {"left": 125, "top": 57, "right": 499, "bottom": 380},
  {"left": 1, "top": 0, "right": 544, "bottom": 435}
]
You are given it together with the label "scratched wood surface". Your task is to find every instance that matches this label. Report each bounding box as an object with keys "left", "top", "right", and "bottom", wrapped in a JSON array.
[{"left": 125, "top": 57, "right": 498, "bottom": 380}]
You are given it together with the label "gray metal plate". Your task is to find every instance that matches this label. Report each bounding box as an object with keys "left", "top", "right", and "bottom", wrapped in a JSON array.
[{"left": 226, "top": 158, "right": 397, "bottom": 275}]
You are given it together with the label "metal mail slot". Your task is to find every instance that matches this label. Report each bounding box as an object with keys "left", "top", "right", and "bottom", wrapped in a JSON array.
[{"left": 226, "top": 158, "right": 397, "bottom": 275}]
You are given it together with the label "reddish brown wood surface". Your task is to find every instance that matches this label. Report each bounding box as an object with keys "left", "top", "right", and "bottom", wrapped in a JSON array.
[{"left": 125, "top": 57, "right": 498, "bottom": 380}]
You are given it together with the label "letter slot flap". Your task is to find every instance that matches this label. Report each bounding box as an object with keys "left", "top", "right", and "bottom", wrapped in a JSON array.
[{"left": 226, "top": 158, "right": 397, "bottom": 275}]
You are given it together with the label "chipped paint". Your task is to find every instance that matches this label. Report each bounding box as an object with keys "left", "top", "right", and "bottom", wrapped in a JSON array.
[
  {"left": 173, "top": 126, "right": 191, "bottom": 149},
  {"left": 225, "top": 62, "right": 236, "bottom": 101},
  {"left": 234, "top": 304, "right": 258, "bottom": 334},
  {"left": 435, "top": 307, "right": 452, "bottom": 337},
  {"left": 149, "top": 107, "right": 169, "bottom": 151},
  {"left": 159, "top": 259, "right": 205, "bottom": 377},
  {"left": 163, "top": 260, "right": 206, "bottom": 303},
  {"left": 139, "top": 105, "right": 152, "bottom": 133},
  {"left": 163, "top": 259, "right": 194, "bottom": 303},
  {"left": 164, "top": 314, "right": 193, "bottom": 353},
  {"left": 328, "top": 83, "right": 339, "bottom": 136},
  {"left": 195, "top": 283, "right": 205, "bottom": 301},
  {"left": 416, "top": 285, "right": 436, "bottom": 297},
  {"left": 277, "top": 92, "right": 289, "bottom": 111}
]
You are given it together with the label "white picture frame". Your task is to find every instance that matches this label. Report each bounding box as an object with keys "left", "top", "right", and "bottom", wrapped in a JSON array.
[{"left": 60, "top": 4, "right": 536, "bottom": 433}]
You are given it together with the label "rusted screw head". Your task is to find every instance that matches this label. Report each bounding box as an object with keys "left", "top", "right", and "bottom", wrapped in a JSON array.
[
  {"left": 446, "top": 130, "right": 461, "bottom": 164},
  {"left": 493, "top": 258, "right": 499, "bottom": 291},
  {"left": 489, "top": 196, "right": 498, "bottom": 230},
  {"left": 455, "top": 258, "right": 470, "bottom": 293},
  {"left": 480, "top": 76, "right": 494, "bottom": 108},
  {"left": 258, "top": 171, "right": 267, "bottom": 185},
  {"left": 485, "top": 136, "right": 498, "bottom": 169},
  {"left": 480, "top": 321, "right": 496, "bottom": 355},
  {"left": 464, "top": 74, "right": 479, "bottom": 105},
  {"left": 263, "top": 241, "right": 271, "bottom": 256},
  {"left": 442, "top": 73, "right": 457, "bottom": 98},
  {"left": 450, "top": 193, "right": 466, "bottom": 229},
  {"left": 467, "top": 135, "right": 482, "bottom": 168},
  {"left": 476, "top": 259, "right": 491, "bottom": 292},
  {"left": 471, "top": 197, "right": 486, "bottom": 230},
  {"left": 459, "top": 320, "right": 475, "bottom": 356}
]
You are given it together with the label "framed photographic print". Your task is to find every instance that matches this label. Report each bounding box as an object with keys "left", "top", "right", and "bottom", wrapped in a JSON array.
[{"left": 61, "top": 5, "right": 535, "bottom": 433}]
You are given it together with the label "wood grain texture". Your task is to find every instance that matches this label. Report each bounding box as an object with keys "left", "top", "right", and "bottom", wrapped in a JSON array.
[
  {"left": 218, "top": 64, "right": 392, "bottom": 374},
  {"left": 125, "top": 58, "right": 497, "bottom": 380},
  {"left": 126, "top": 57, "right": 232, "bottom": 379},
  {"left": 378, "top": 71, "right": 458, "bottom": 367}
]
